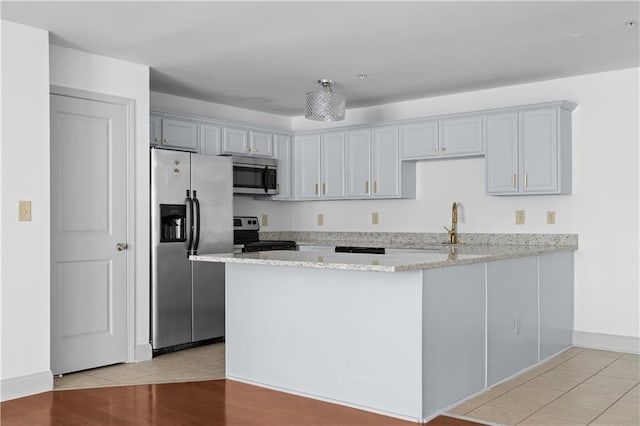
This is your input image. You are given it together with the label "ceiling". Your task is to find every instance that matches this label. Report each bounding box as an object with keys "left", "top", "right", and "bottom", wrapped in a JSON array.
[{"left": 2, "top": 1, "right": 639, "bottom": 116}]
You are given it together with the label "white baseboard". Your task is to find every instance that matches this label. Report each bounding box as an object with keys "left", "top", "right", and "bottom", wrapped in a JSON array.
[
  {"left": 1, "top": 370, "right": 53, "bottom": 401},
  {"left": 134, "top": 343, "right": 153, "bottom": 361},
  {"left": 573, "top": 330, "right": 640, "bottom": 354}
]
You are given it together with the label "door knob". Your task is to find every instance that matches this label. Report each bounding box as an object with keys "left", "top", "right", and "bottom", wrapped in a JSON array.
[{"left": 116, "top": 243, "right": 128, "bottom": 251}]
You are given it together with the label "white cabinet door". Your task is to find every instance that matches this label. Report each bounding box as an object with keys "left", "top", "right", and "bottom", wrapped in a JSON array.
[
  {"left": 161, "top": 118, "right": 198, "bottom": 151},
  {"left": 199, "top": 124, "right": 221, "bottom": 155},
  {"left": 295, "top": 134, "right": 321, "bottom": 199},
  {"left": 249, "top": 130, "right": 274, "bottom": 157},
  {"left": 345, "top": 129, "right": 371, "bottom": 198},
  {"left": 486, "top": 113, "right": 519, "bottom": 194},
  {"left": 321, "top": 132, "right": 345, "bottom": 198},
  {"left": 223, "top": 127, "right": 249, "bottom": 154},
  {"left": 274, "top": 134, "right": 292, "bottom": 199},
  {"left": 372, "top": 126, "right": 400, "bottom": 198},
  {"left": 520, "top": 108, "right": 558, "bottom": 193},
  {"left": 440, "top": 115, "right": 483, "bottom": 157},
  {"left": 400, "top": 120, "right": 438, "bottom": 160},
  {"left": 487, "top": 257, "right": 539, "bottom": 386},
  {"left": 150, "top": 115, "right": 161, "bottom": 146}
]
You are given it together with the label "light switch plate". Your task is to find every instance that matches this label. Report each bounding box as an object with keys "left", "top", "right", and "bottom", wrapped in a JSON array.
[
  {"left": 18, "top": 200, "right": 32, "bottom": 221},
  {"left": 317, "top": 214, "right": 324, "bottom": 226},
  {"left": 261, "top": 214, "right": 268, "bottom": 227},
  {"left": 515, "top": 210, "right": 525, "bottom": 225},
  {"left": 372, "top": 212, "right": 379, "bottom": 225},
  {"left": 547, "top": 211, "right": 556, "bottom": 224}
]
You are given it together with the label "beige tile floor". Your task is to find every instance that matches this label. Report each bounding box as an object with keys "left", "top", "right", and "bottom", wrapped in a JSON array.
[
  {"left": 54, "top": 342, "right": 225, "bottom": 390},
  {"left": 448, "top": 347, "right": 640, "bottom": 425}
]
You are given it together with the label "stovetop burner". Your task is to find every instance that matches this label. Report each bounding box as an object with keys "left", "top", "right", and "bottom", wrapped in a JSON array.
[{"left": 233, "top": 216, "right": 298, "bottom": 252}]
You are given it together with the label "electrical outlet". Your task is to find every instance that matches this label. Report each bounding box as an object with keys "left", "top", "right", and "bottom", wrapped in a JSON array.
[
  {"left": 372, "top": 212, "right": 379, "bottom": 225},
  {"left": 547, "top": 211, "right": 556, "bottom": 225},
  {"left": 317, "top": 214, "right": 324, "bottom": 226},
  {"left": 515, "top": 210, "right": 525, "bottom": 225},
  {"left": 261, "top": 214, "right": 269, "bottom": 227},
  {"left": 18, "top": 200, "right": 32, "bottom": 221}
]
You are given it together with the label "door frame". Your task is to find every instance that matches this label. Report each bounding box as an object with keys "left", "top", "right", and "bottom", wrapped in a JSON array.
[{"left": 50, "top": 85, "right": 137, "bottom": 364}]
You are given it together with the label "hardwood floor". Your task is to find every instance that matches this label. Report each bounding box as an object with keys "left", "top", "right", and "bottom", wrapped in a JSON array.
[{"left": 0, "top": 379, "right": 483, "bottom": 426}]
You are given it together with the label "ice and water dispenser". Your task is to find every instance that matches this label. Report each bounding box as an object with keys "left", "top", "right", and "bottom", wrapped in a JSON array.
[{"left": 160, "top": 204, "right": 187, "bottom": 242}]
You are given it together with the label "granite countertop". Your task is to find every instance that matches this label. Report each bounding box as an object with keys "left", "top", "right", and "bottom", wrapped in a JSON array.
[{"left": 190, "top": 244, "right": 576, "bottom": 273}]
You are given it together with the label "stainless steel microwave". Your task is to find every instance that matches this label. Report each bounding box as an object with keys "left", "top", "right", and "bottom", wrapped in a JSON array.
[{"left": 230, "top": 155, "right": 278, "bottom": 195}]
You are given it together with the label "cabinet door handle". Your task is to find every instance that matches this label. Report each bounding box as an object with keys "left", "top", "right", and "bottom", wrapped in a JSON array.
[
  {"left": 365, "top": 180, "right": 369, "bottom": 193},
  {"left": 441, "top": 147, "right": 447, "bottom": 152},
  {"left": 154, "top": 137, "right": 160, "bottom": 142},
  {"left": 276, "top": 183, "right": 280, "bottom": 193},
  {"left": 514, "top": 317, "right": 520, "bottom": 335},
  {"left": 374, "top": 181, "right": 378, "bottom": 193},
  {"left": 322, "top": 183, "right": 326, "bottom": 194},
  {"left": 512, "top": 173, "right": 516, "bottom": 189},
  {"left": 432, "top": 147, "right": 437, "bottom": 153},
  {"left": 314, "top": 183, "right": 318, "bottom": 195},
  {"left": 163, "top": 138, "right": 169, "bottom": 143},
  {"left": 524, "top": 173, "right": 528, "bottom": 189}
]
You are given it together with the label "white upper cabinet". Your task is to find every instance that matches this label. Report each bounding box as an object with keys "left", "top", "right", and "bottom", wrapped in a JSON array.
[
  {"left": 249, "top": 131, "right": 274, "bottom": 157},
  {"left": 486, "top": 112, "right": 519, "bottom": 194},
  {"left": 199, "top": 124, "right": 221, "bottom": 156},
  {"left": 400, "top": 120, "right": 438, "bottom": 160},
  {"left": 150, "top": 115, "right": 198, "bottom": 151},
  {"left": 273, "top": 134, "right": 292, "bottom": 200},
  {"left": 320, "top": 132, "right": 345, "bottom": 199},
  {"left": 372, "top": 126, "right": 400, "bottom": 198},
  {"left": 346, "top": 129, "right": 372, "bottom": 198},
  {"left": 222, "top": 127, "right": 249, "bottom": 155},
  {"left": 400, "top": 115, "right": 483, "bottom": 160},
  {"left": 440, "top": 115, "right": 483, "bottom": 157},
  {"left": 295, "top": 134, "right": 322, "bottom": 199},
  {"left": 486, "top": 101, "right": 574, "bottom": 195}
]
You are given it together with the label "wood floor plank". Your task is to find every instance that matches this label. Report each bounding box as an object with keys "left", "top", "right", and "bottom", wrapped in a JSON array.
[{"left": 0, "top": 379, "right": 487, "bottom": 425}]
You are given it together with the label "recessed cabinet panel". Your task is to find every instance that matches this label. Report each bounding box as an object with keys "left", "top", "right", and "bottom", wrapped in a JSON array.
[
  {"left": 521, "top": 109, "right": 558, "bottom": 193},
  {"left": 274, "top": 134, "right": 292, "bottom": 199},
  {"left": 487, "top": 257, "right": 539, "bottom": 386},
  {"left": 162, "top": 118, "right": 198, "bottom": 151},
  {"left": 321, "top": 132, "right": 345, "bottom": 198},
  {"left": 249, "top": 131, "right": 274, "bottom": 157},
  {"left": 400, "top": 120, "right": 438, "bottom": 160},
  {"left": 199, "top": 124, "right": 221, "bottom": 156},
  {"left": 372, "top": 126, "right": 400, "bottom": 198},
  {"left": 295, "top": 134, "right": 321, "bottom": 199},
  {"left": 223, "top": 128, "right": 249, "bottom": 155},
  {"left": 345, "top": 129, "right": 372, "bottom": 198},
  {"left": 486, "top": 113, "right": 519, "bottom": 194},
  {"left": 440, "top": 115, "right": 483, "bottom": 157}
]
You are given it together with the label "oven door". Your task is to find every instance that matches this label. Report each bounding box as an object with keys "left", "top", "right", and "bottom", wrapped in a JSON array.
[{"left": 232, "top": 160, "right": 278, "bottom": 195}]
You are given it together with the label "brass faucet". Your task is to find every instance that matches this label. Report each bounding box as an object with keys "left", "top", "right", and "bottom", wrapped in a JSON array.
[{"left": 443, "top": 202, "right": 458, "bottom": 244}]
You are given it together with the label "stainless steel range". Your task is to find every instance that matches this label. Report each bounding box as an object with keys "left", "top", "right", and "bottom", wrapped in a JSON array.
[{"left": 233, "top": 216, "right": 297, "bottom": 252}]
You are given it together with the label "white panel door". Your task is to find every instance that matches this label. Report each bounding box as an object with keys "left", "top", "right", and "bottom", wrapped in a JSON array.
[
  {"left": 50, "top": 94, "right": 128, "bottom": 375},
  {"left": 321, "top": 132, "right": 345, "bottom": 198},
  {"left": 162, "top": 118, "right": 198, "bottom": 151},
  {"left": 273, "top": 134, "right": 292, "bottom": 199},
  {"left": 295, "top": 134, "right": 321, "bottom": 199},
  {"left": 372, "top": 126, "right": 400, "bottom": 198},
  {"left": 439, "top": 115, "right": 483, "bottom": 157},
  {"left": 486, "top": 113, "right": 519, "bottom": 194},
  {"left": 345, "top": 129, "right": 371, "bottom": 198},
  {"left": 520, "top": 108, "right": 558, "bottom": 193},
  {"left": 249, "top": 131, "right": 274, "bottom": 157},
  {"left": 400, "top": 120, "right": 438, "bottom": 160},
  {"left": 222, "top": 127, "right": 249, "bottom": 154},
  {"left": 199, "top": 124, "right": 221, "bottom": 155}
]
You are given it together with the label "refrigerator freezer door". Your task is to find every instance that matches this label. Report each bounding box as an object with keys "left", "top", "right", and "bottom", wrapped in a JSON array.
[
  {"left": 190, "top": 154, "right": 233, "bottom": 341},
  {"left": 151, "top": 149, "right": 193, "bottom": 349}
]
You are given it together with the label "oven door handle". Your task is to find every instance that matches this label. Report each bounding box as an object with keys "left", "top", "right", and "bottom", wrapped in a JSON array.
[{"left": 192, "top": 190, "right": 201, "bottom": 254}]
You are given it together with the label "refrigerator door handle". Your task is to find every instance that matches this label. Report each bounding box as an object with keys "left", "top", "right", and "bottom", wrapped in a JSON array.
[
  {"left": 186, "top": 190, "right": 194, "bottom": 255},
  {"left": 193, "top": 190, "right": 201, "bottom": 254}
]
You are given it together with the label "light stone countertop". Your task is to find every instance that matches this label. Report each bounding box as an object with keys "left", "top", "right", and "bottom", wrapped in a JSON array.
[{"left": 190, "top": 244, "right": 576, "bottom": 273}]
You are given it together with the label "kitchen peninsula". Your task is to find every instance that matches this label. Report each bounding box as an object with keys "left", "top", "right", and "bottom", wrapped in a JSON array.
[{"left": 191, "top": 235, "right": 576, "bottom": 422}]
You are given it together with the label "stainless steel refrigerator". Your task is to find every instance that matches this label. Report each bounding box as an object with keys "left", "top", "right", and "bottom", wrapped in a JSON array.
[{"left": 150, "top": 148, "right": 233, "bottom": 352}]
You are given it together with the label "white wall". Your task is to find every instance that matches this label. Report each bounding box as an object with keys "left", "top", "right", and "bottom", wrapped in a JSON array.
[
  {"left": 0, "top": 20, "right": 52, "bottom": 400},
  {"left": 151, "top": 91, "right": 292, "bottom": 131},
  {"left": 49, "top": 46, "right": 151, "bottom": 360},
  {"left": 236, "top": 68, "right": 640, "bottom": 342}
]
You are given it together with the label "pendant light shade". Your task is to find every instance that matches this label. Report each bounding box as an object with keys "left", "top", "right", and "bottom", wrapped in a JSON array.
[{"left": 305, "top": 79, "right": 346, "bottom": 122}]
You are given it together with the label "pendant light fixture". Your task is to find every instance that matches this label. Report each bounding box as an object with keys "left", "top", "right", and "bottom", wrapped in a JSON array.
[{"left": 305, "top": 79, "right": 346, "bottom": 122}]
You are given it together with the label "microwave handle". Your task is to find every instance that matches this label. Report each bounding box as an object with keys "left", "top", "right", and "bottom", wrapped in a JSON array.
[{"left": 263, "top": 166, "right": 269, "bottom": 193}]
